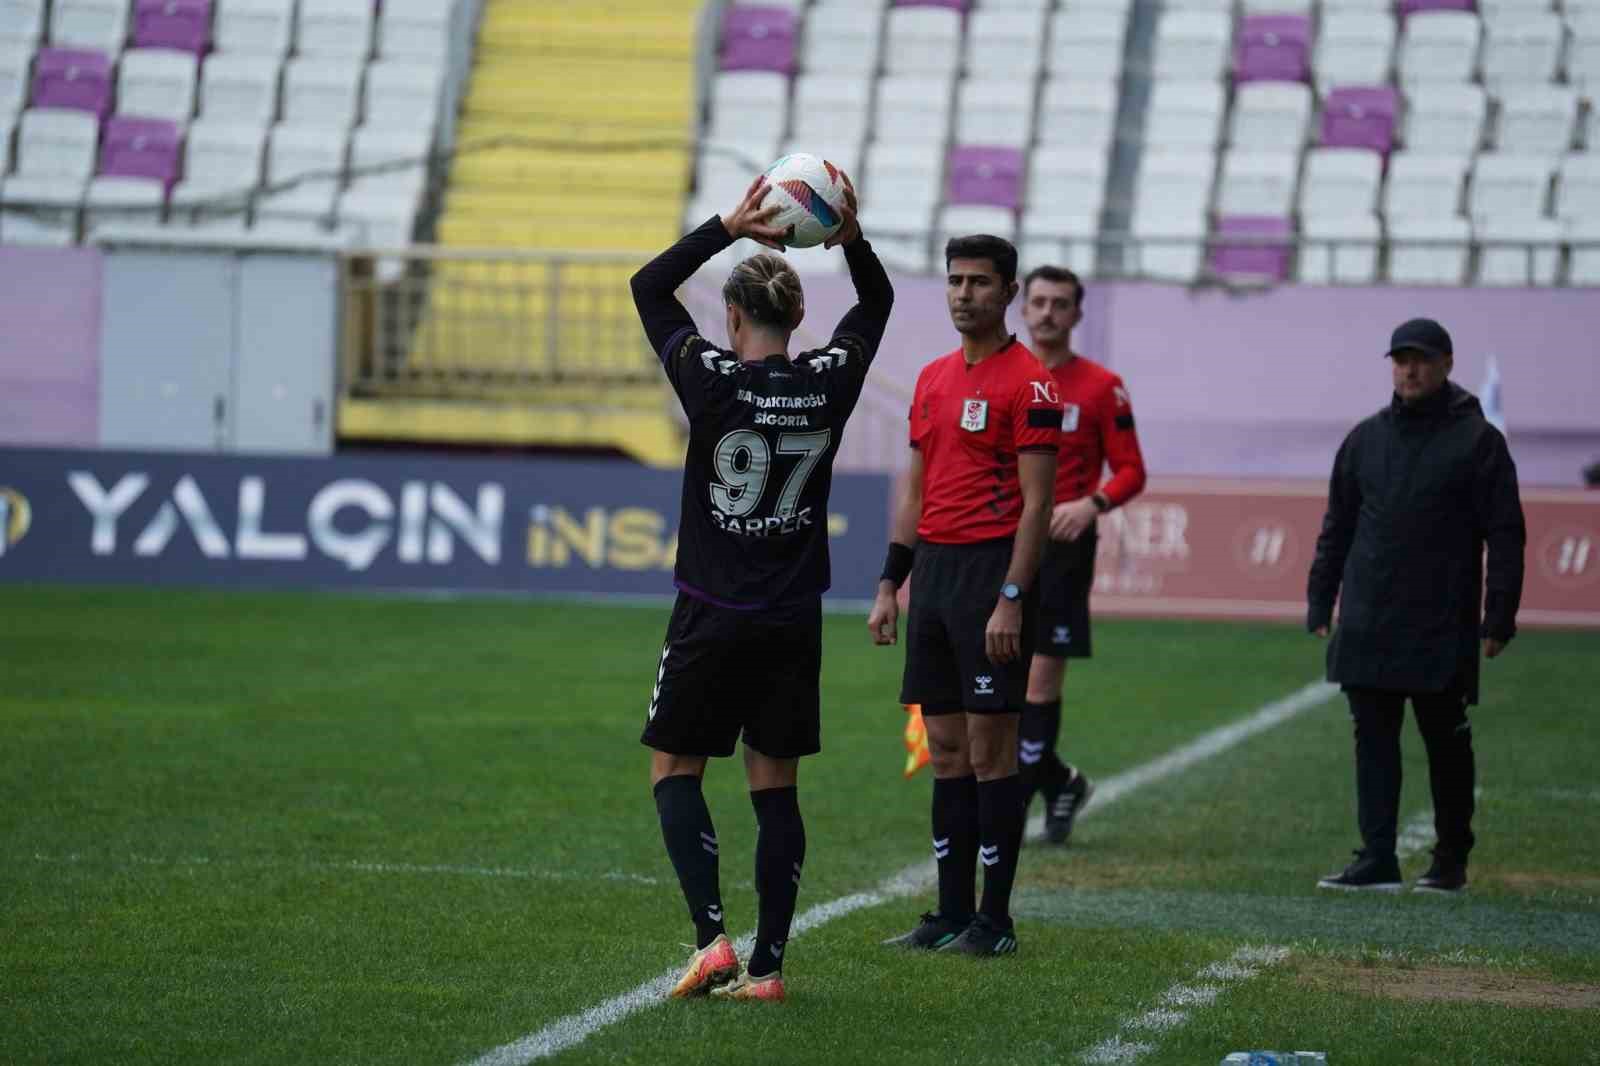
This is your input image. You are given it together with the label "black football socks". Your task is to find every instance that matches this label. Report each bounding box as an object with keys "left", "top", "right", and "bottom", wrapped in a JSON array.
[
  {"left": 748, "top": 785, "right": 806, "bottom": 978},
  {"left": 654, "top": 774, "right": 725, "bottom": 949},
  {"left": 1020, "top": 699, "right": 1069, "bottom": 811},
  {"left": 977, "top": 774, "right": 1026, "bottom": 929},
  {"left": 932, "top": 773, "right": 980, "bottom": 923}
]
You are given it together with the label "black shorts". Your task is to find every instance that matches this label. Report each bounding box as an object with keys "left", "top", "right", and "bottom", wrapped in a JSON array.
[
  {"left": 1035, "top": 527, "right": 1097, "bottom": 660},
  {"left": 641, "top": 592, "right": 822, "bottom": 759},
  {"left": 899, "top": 538, "right": 1035, "bottom": 715}
]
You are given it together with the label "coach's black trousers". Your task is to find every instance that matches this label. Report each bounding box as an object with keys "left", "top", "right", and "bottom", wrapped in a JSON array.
[{"left": 1345, "top": 687, "right": 1476, "bottom": 863}]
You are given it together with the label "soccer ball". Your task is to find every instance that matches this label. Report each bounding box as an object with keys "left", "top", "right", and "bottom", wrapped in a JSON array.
[{"left": 760, "top": 153, "right": 850, "bottom": 249}]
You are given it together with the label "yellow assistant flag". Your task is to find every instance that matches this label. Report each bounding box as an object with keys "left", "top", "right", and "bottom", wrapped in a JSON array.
[{"left": 903, "top": 703, "right": 930, "bottom": 778}]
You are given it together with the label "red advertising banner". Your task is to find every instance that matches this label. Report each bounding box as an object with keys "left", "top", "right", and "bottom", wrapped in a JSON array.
[{"left": 1092, "top": 480, "right": 1600, "bottom": 628}]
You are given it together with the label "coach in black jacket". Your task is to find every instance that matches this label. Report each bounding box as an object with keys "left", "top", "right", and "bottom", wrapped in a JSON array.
[{"left": 1307, "top": 318, "right": 1525, "bottom": 896}]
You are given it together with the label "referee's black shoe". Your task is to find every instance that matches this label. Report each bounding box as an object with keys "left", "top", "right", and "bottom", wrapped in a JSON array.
[
  {"left": 882, "top": 912, "right": 968, "bottom": 950},
  {"left": 940, "top": 914, "right": 1018, "bottom": 958},
  {"left": 1414, "top": 851, "right": 1468, "bottom": 895},
  {"left": 1316, "top": 850, "right": 1403, "bottom": 892},
  {"left": 1045, "top": 766, "right": 1095, "bottom": 845}
]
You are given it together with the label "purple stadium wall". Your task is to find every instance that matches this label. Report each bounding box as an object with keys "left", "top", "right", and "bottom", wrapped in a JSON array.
[
  {"left": 0, "top": 247, "right": 103, "bottom": 448},
  {"left": 763, "top": 275, "right": 1600, "bottom": 488}
]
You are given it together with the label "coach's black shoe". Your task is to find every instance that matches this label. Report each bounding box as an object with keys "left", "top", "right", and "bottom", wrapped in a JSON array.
[
  {"left": 1045, "top": 767, "right": 1095, "bottom": 845},
  {"left": 1316, "top": 850, "right": 1403, "bottom": 892},
  {"left": 1414, "top": 851, "right": 1468, "bottom": 895},
  {"left": 940, "top": 914, "right": 1018, "bottom": 958},
  {"left": 882, "top": 911, "right": 968, "bottom": 950}
]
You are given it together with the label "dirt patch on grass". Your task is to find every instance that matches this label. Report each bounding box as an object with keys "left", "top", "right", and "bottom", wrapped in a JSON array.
[
  {"left": 1490, "top": 871, "right": 1600, "bottom": 900},
  {"left": 1022, "top": 856, "right": 1205, "bottom": 891},
  {"left": 1297, "top": 959, "right": 1600, "bottom": 1011}
]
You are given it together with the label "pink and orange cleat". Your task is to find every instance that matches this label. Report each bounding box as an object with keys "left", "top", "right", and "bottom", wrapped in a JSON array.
[
  {"left": 710, "top": 970, "right": 785, "bottom": 1002},
  {"left": 669, "top": 934, "right": 740, "bottom": 998}
]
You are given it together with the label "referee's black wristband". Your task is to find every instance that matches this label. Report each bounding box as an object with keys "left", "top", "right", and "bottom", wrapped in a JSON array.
[{"left": 880, "top": 542, "right": 914, "bottom": 589}]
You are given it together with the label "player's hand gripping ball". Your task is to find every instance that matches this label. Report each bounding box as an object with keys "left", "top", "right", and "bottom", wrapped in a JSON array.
[{"left": 760, "top": 153, "right": 854, "bottom": 249}]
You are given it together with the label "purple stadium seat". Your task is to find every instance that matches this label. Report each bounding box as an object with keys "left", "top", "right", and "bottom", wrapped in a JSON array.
[
  {"left": 31, "top": 48, "right": 114, "bottom": 117},
  {"left": 719, "top": 7, "right": 798, "bottom": 74},
  {"left": 947, "top": 146, "right": 1024, "bottom": 209},
  {"left": 1235, "top": 15, "right": 1312, "bottom": 84},
  {"left": 1399, "top": 0, "right": 1475, "bottom": 17},
  {"left": 100, "top": 116, "right": 184, "bottom": 192},
  {"left": 1209, "top": 216, "right": 1293, "bottom": 282},
  {"left": 133, "top": 0, "right": 214, "bottom": 55},
  {"left": 1319, "top": 86, "right": 1398, "bottom": 153}
]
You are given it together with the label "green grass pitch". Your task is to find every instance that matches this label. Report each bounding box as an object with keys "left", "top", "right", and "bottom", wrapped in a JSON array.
[{"left": 2, "top": 586, "right": 1596, "bottom": 1066}]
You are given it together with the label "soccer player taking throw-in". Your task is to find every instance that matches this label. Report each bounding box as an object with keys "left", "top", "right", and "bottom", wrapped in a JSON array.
[
  {"left": 869, "top": 235, "right": 1061, "bottom": 957},
  {"left": 629, "top": 176, "right": 893, "bottom": 1002}
]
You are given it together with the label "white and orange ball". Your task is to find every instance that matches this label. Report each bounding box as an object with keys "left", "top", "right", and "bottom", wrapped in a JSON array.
[{"left": 760, "top": 153, "right": 851, "bottom": 249}]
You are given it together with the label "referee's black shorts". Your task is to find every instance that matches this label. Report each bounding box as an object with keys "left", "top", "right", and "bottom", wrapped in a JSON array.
[
  {"left": 1035, "top": 526, "right": 1098, "bottom": 660},
  {"left": 641, "top": 592, "right": 822, "bottom": 759},
  {"left": 899, "top": 538, "right": 1035, "bottom": 715}
]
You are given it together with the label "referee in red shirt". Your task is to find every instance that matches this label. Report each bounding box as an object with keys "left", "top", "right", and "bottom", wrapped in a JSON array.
[
  {"left": 869, "top": 235, "right": 1061, "bottom": 957},
  {"left": 1018, "top": 266, "right": 1146, "bottom": 844}
]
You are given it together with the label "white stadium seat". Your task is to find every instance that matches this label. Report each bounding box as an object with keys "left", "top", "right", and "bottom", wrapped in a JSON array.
[
  {"left": 1, "top": 40, "right": 32, "bottom": 117},
  {"left": 0, "top": 110, "right": 18, "bottom": 174},
  {"left": 1244, "top": 0, "right": 1310, "bottom": 13},
  {"left": 1299, "top": 213, "right": 1382, "bottom": 284},
  {"left": 1300, "top": 147, "right": 1383, "bottom": 216},
  {"left": 955, "top": 78, "right": 1035, "bottom": 148},
  {"left": 346, "top": 125, "right": 433, "bottom": 200},
  {"left": 259, "top": 122, "right": 350, "bottom": 227},
  {"left": 296, "top": 0, "right": 374, "bottom": 59},
  {"left": 708, "top": 71, "right": 788, "bottom": 144},
  {"left": 1019, "top": 210, "right": 1100, "bottom": 275},
  {"left": 1383, "top": 152, "right": 1469, "bottom": 219},
  {"left": 1475, "top": 214, "right": 1561, "bottom": 285},
  {"left": 872, "top": 75, "right": 955, "bottom": 144},
  {"left": 1403, "top": 84, "right": 1486, "bottom": 154},
  {"left": 1323, "top": 0, "right": 1391, "bottom": 13},
  {"left": 1480, "top": 15, "right": 1563, "bottom": 87},
  {"left": 1146, "top": 80, "right": 1225, "bottom": 150},
  {"left": 938, "top": 205, "right": 1018, "bottom": 252},
  {"left": 965, "top": 10, "right": 1046, "bottom": 77},
  {"left": 1152, "top": 11, "right": 1232, "bottom": 80},
  {"left": 1387, "top": 214, "right": 1471, "bottom": 283},
  {"left": 790, "top": 73, "right": 872, "bottom": 145},
  {"left": 14, "top": 107, "right": 99, "bottom": 179},
  {"left": 1315, "top": 13, "right": 1396, "bottom": 87},
  {"left": 363, "top": 60, "right": 443, "bottom": 132},
  {"left": 1229, "top": 82, "right": 1312, "bottom": 148},
  {"left": 774, "top": 241, "right": 845, "bottom": 278},
  {"left": 171, "top": 119, "right": 265, "bottom": 211},
  {"left": 1130, "top": 207, "right": 1207, "bottom": 281},
  {"left": 883, "top": 7, "right": 963, "bottom": 76},
  {"left": 1036, "top": 79, "right": 1119, "bottom": 150},
  {"left": 1134, "top": 150, "right": 1216, "bottom": 220},
  {"left": 694, "top": 135, "right": 777, "bottom": 208},
  {"left": 117, "top": 49, "right": 199, "bottom": 124},
  {"left": 1567, "top": 216, "right": 1600, "bottom": 284},
  {"left": 1027, "top": 146, "right": 1110, "bottom": 220},
  {"left": 1478, "top": 0, "right": 1555, "bottom": 18},
  {"left": 214, "top": 0, "right": 296, "bottom": 56},
  {"left": 1496, "top": 87, "right": 1579, "bottom": 156},
  {"left": 84, "top": 174, "right": 165, "bottom": 233},
  {"left": 50, "top": 0, "right": 129, "bottom": 54},
  {"left": 864, "top": 139, "right": 944, "bottom": 213},
  {"left": 0, "top": 174, "right": 85, "bottom": 244},
  {"left": 282, "top": 58, "right": 365, "bottom": 128},
  {"left": 1555, "top": 154, "right": 1600, "bottom": 219},
  {"left": 199, "top": 54, "right": 281, "bottom": 124},
  {"left": 1045, "top": 11, "right": 1128, "bottom": 81},
  {"left": 1468, "top": 153, "right": 1553, "bottom": 217},
  {"left": 800, "top": 6, "right": 882, "bottom": 75},
  {"left": 0, "top": 0, "right": 46, "bottom": 46},
  {"left": 1570, "top": 14, "right": 1600, "bottom": 89},
  {"left": 1217, "top": 150, "right": 1300, "bottom": 215},
  {"left": 377, "top": 0, "right": 455, "bottom": 62},
  {"left": 1399, "top": 12, "right": 1482, "bottom": 84},
  {"left": 866, "top": 203, "right": 934, "bottom": 273}
]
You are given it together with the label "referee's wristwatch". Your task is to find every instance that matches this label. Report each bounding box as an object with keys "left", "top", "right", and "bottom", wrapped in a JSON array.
[
  {"left": 1000, "top": 582, "right": 1023, "bottom": 603},
  {"left": 1092, "top": 491, "right": 1112, "bottom": 513}
]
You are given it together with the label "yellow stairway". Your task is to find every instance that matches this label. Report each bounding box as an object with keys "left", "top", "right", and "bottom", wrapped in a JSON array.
[{"left": 341, "top": 0, "right": 703, "bottom": 466}]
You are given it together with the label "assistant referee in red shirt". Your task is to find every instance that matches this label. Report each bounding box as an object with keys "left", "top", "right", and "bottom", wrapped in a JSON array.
[
  {"left": 1017, "top": 266, "right": 1146, "bottom": 845},
  {"left": 868, "top": 235, "right": 1061, "bottom": 957}
]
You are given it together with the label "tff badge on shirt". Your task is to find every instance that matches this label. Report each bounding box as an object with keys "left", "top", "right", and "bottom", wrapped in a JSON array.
[
  {"left": 960, "top": 398, "right": 989, "bottom": 432},
  {"left": 1061, "top": 403, "right": 1081, "bottom": 432}
]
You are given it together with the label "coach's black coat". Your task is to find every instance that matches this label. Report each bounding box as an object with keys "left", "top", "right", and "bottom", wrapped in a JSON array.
[{"left": 1307, "top": 382, "right": 1525, "bottom": 704}]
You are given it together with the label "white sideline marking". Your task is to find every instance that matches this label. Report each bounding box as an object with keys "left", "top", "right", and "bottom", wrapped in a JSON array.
[
  {"left": 27, "top": 852, "right": 660, "bottom": 886},
  {"left": 1078, "top": 945, "right": 1291, "bottom": 1065},
  {"left": 461, "top": 680, "right": 1338, "bottom": 1066}
]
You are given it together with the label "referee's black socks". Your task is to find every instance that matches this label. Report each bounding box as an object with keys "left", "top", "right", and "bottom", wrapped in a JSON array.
[
  {"left": 748, "top": 785, "right": 805, "bottom": 978},
  {"left": 653, "top": 774, "right": 726, "bottom": 950},
  {"left": 1020, "top": 699, "right": 1068, "bottom": 808},
  {"left": 977, "top": 774, "right": 1026, "bottom": 929},
  {"left": 932, "top": 773, "right": 980, "bottom": 922}
]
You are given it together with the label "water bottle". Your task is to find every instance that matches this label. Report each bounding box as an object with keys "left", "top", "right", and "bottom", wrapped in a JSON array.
[{"left": 1220, "top": 1054, "right": 1328, "bottom": 1065}]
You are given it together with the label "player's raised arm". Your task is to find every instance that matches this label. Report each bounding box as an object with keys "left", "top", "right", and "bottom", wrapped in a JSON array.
[
  {"left": 825, "top": 176, "right": 895, "bottom": 362},
  {"left": 629, "top": 177, "right": 790, "bottom": 358}
]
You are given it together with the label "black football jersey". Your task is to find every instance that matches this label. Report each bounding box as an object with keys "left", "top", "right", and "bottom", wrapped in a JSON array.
[{"left": 660, "top": 327, "right": 872, "bottom": 607}]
